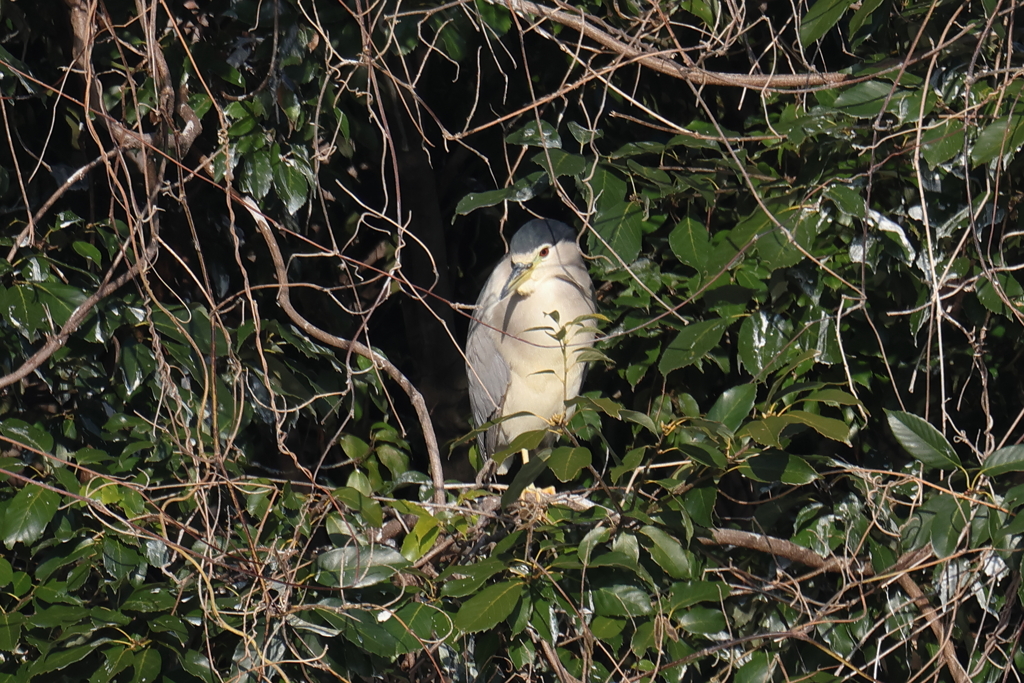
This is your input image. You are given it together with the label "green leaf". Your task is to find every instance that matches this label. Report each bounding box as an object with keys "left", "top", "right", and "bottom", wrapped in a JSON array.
[
  {"left": 73, "top": 240, "right": 104, "bottom": 266},
  {"left": 971, "top": 115, "right": 1024, "bottom": 166},
  {"left": 977, "top": 272, "right": 1024, "bottom": 316},
  {"left": 592, "top": 201, "right": 644, "bottom": 265},
  {"left": 122, "top": 585, "right": 176, "bottom": 612},
  {"left": 131, "top": 648, "right": 162, "bottom": 683},
  {"left": 669, "top": 216, "right": 710, "bottom": 272},
  {"left": 669, "top": 580, "right": 731, "bottom": 610},
  {"left": 241, "top": 149, "right": 273, "bottom": 200},
  {"left": 547, "top": 446, "right": 592, "bottom": 482},
  {"left": 738, "top": 416, "right": 789, "bottom": 449},
  {"left": 530, "top": 149, "right": 587, "bottom": 178},
  {"left": 149, "top": 615, "right": 189, "bottom": 645},
  {"left": 273, "top": 159, "right": 308, "bottom": 214},
  {"left": 29, "top": 644, "right": 93, "bottom": 677},
  {"left": 640, "top": 526, "right": 692, "bottom": 579},
  {"left": 329, "top": 608, "right": 405, "bottom": 658},
  {"left": 738, "top": 311, "right": 792, "bottom": 377},
  {"left": 784, "top": 410, "right": 851, "bottom": 445},
  {"left": 848, "top": 0, "right": 885, "bottom": 36},
  {"left": 737, "top": 452, "right": 819, "bottom": 485},
  {"left": 505, "top": 120, "right": 561, "bottom": 148},
  {"left": 832, "top": 80, "right": 902, "bottom": 118},
  {"left": 825, "top": 184, "right": 865, "bottom": 219},
  {"left": 92, "top": 645, "right": 134, "bottom": 683},
  {"left": 182, "top": 650, "right": 216, "bottom": 682},
  {"left": 676, "top": 605, "right": 726, "bottom": 634},
  {"left": 382, "top": 602, "right": 444, "bottom": 654},
  {"left": 440, "top": 558, "right": 508, "bottom": 597},
  {"left": 679, "top": 443, "right": 727, "bottom": 469},
  {"left": 0, "top": 485, "right": 59, "bottom": 547},
  {"left": 735, "top": 650, "right": 773, "bottom": 683},
  {"left": 103, "top": 536, "right": 143, "bottom": 581},
  {"left": 316, "top": 545, "right": 409, "bottom": 588},
  {"left": 922, "top": 119, "right": 965, "bottom": 168},
  {"left": 982, "top": 445, "right": 1024, "bottom": 477},
  {"left": 333, "top": 486, "right": 383, "bottom": 527},
  {"left": 682, "top": 487, "right": 717, "bottom": 528},
  {"left": 454, "top": 580, "right": 524, "bottom": 633},
  {"left": 929, "top": 493, "right": 970, "bottom": 558},
  {"left": 804, "top": 388, "right": 862, "bottom": 406},
  {"left": 0, "top": 612, "right": 24, "bottom": 652},
  {"left": 885, "top": 410, "right": 961, "bottom": 470},
  {"left": 800, "top": 0, "right": 857, "bottom": 44},
  {"left": 476, "top": 0, "right": 512, "bottom": 35},
  {"left": 0, "top": 419, "right": 54, "bottom": 453},
  {"left": 578, "top": 527, "right": 610, "bottom": 564},
  {"left": 455, "top": 172, "right": 548, "bottom": 215},
  {"left": 592, "top": 582, "right": 653, "bottom": 617},
  {"left": 659, "top": 318, "right": 733, "bottom": 375},
  {"left": 680, "top": 0, "right": 715, "bottom": 25},
  {"left": 707, "top": 383, "right": 757, "bottom": 434},
  {"left": 567, "top": 120, "right": 602, "bottom": 145}
]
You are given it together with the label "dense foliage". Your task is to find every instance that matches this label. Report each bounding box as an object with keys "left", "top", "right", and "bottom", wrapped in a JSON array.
[{"left": 2, "top": 0, "right": 1024, "bottom": 680}]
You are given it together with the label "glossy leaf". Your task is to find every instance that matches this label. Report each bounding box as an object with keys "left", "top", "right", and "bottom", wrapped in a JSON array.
[
  {"left": 886, "top": 410, "right": 962, "bottom": 470},
  {"left": 800, "top": 0, "right": 857, "bottom": 44},
  {"left": 676, "top": 606, "right": 726, "bottom": 634},
  {"left": 707, "top": 383, "right": 757, "bottom": 434},
  {"left": 592, "top": 582, "right": 653, "bottom": 618},
  {"left": 506, "top": 120, "right": 561, "bottom": 148},
  {"left": 317, "top": 546, "right": 409, "bottom": 588},
  {"left": 669, "top": 216, "right": 710, "bottom": 272},
  {"left": 922, "top": 119, "right": 965, "bottom": 167},
  {"left": 0, "top": 485, "right": 59, "bottom": 547},
  {"left": 659, "top": 318, "right": 733, "bottom": 375},
  {"left": 972, "top": 115, "right": 1024, "bottom": 166},
  {"left": 640, "top": 526, "right": 692, "bottom": 579},
  {"left": 983, "top": 445, "right": 1024, "bottom": 477},
  {"left": 592, "top": 201, "right": 644, "bottom": 265},
  {"left": 454, "top": 580, "right": 525, "bottom": 633}
]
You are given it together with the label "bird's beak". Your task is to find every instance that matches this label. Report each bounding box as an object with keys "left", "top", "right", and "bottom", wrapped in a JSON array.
[{"left": 500, "top": 258, "right": 539, "bottom": 299}]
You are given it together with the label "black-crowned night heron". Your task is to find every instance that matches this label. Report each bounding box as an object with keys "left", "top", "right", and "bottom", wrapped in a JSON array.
[{"left": 466, "top": 219, "right": 597, "bottom": 477}]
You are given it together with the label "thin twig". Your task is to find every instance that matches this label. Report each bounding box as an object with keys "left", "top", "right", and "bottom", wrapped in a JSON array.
[{"left": 700, "top": 530, "right": 970, "bottom": 683}]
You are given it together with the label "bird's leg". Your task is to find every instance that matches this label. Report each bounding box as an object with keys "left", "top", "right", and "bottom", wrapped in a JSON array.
[{"left": 475, "top": 457, "right": 497, "bottom": 485}]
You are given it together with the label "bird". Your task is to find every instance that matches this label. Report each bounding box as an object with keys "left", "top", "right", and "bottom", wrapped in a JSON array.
[{"left": 466, "top": 218, "right": 597, "bottom": 478}]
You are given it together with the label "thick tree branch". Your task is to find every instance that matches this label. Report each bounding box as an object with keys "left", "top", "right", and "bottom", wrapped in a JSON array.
[
  {"left": 241, "top": 198, "right": 446, "bottom": 507},
  {"left": 498, "top": 0, "right": 849, "bottom": 90}
]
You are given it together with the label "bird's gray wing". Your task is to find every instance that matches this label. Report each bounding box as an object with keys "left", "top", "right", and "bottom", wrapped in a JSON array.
[{"left": 466, "top": 314, "right": 511, "bottom": 455}]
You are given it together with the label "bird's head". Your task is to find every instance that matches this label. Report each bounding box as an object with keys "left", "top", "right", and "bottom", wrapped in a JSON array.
[{"left": 500, "top": 219, "right": 578, "bottom": 299}]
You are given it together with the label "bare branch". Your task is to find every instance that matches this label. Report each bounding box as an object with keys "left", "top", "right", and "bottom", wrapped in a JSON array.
[{"left": 241, "top": 198, "right": 447, "bottom": 507}]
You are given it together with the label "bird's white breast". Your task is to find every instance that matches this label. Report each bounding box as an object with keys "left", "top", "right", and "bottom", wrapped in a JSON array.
[{"left": 497, "top": 276, "right": 595, "bottom": 438}]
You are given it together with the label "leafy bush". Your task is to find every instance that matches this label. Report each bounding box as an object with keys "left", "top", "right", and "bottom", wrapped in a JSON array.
[{"left": 1, "top": 0, "right": 1023, "bottom": 681}]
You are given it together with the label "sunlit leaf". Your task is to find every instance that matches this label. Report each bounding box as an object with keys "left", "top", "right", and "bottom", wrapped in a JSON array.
[
  {"left": 707, "top": 383, "right": 756, "bottom": 434},
  {"left": 317, "top": 546, "right": 409, "bottom": 588},
  {"left": 982, "top": 445, "right": 1024, "bottom": 477},
  {"left": 0, "top": 485, "right": 59, "bottom": 548},
  {"left": 547, "top": 446, "right": 591, "bottom": 482},
  {"left": 659, "top": 318, "right": 733, "bottom": 375}
]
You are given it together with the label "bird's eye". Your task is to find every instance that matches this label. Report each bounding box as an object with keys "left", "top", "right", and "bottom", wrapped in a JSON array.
[{"left": 539, "top": 246, "right": 550, "bottom": 258}]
